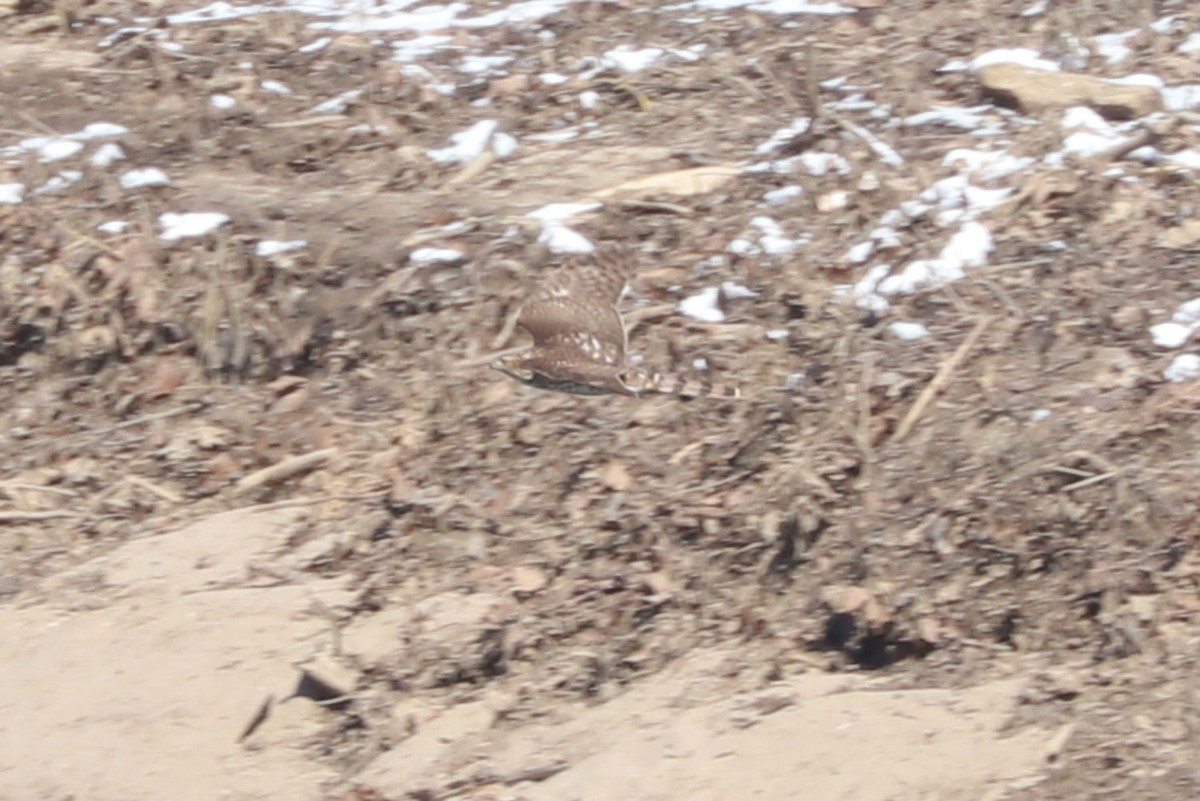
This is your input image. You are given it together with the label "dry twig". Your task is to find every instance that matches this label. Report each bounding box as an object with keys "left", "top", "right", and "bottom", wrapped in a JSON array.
[
  {"left": 0, "top": 510, "right": 81, "bottom": 524},
  {"left": 804, "top": 45, "right": 904, "bottom": 167},
  {"left": 233, "top": 448, "right": 338, "bottom": 496},
  {"left": 892, "top": 316, "right": 991, "bottom": 442}
]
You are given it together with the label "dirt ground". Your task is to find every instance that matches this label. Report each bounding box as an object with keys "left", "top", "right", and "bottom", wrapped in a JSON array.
[{"left": 2, "top": 1, "right": 1200, "bottom": 799}]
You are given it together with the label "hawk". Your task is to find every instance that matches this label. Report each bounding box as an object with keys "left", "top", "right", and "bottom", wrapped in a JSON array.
[{"left": 491, "top": 245, "right": 741, "bottom": 399}]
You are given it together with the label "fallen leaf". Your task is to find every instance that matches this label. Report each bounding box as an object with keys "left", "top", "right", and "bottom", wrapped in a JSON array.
[
  {"left": 592, "top": 163, "right": 740, "bottom": 200},
  {"left": 138, "top": 359, "right": 187, "bottom": 400}
]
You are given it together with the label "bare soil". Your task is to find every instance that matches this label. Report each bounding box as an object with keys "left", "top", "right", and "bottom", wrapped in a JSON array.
[{"left": 2, "top": 1, "right": 1200, "bottom": 800}]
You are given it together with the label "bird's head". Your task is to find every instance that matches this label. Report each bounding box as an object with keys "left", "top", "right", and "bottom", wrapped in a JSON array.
[{"left": 490, "top": 353, "right": 536, "bottom": 385}]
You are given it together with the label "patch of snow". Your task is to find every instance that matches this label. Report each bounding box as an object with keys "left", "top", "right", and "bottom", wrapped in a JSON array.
[
  {"left": 493, "top": 132, "right": 518, "bottom": 158},
  {"left": 944, "top": 148, "right": 1034, "bottom": 181},
  {"left": 846, "top": 241, "right": 875, "bottom": 263},
  {"left": 528, "top": 129, "right": 579, "bottom": 143},
  {"left": 401, "top": 64, "right": 456, "bottom": 95},
  {"left": 1092, "top": 30, "right": 1137, "bottom": 64},
  {"left": 1150, "top": 298, "right": 1200, "bottom": 348},
  {"left": 684, "top": 0, "right": 851, "bottom": 13},
  {"left": 1150, "top": 322, "right": 1193, "bottom": 349},
  {"left": 211, "top": 94, "right": 237, "bottom": 109},
  {"left": 1165, "top": 150, "right": 1200, "bottom": 170},
  {"left": 913, "top": 175, "right": 1013, "bottom": 226},
  {"left": 39, "top": 139, "right": 85, "bottom": 162},
  {"left": 78, "top": 122, "right": 129, "bottom": 139},
  {"left": 971, "top": 48, "right": 1060, "bottom": 73},
  {"left": 309, "top": 89, "right": 362, "bottom": 114},
  {"left": 722, "top": 281, "right": 758, "bottom": 299},
  {"left": 681, "top": 280, "right": 753, "bottom": 321},
  {"left": 97, "top": 26, "right": 148, "bottom": 48},
  {"left": 459, "top": 0, "right": 576, "bottom": 28},
  {"left": 755, "top": 117, "right": 811, "bottom": 155},
  {"left": 798, "top": 152, "right": 852, "bottom": 176},
  {"left": 392, "top": 35, "right": 454, "bottom": 61},
  {"left": 0, "top": 184, "right": 25, "bottom": 204},
  {"left": 427, "top": 119, "right": 504, "bottom": 164},
  {"left": 91, "top": 143, "right": 126, "bottom": 167},
  {"left": 937, "top": 59, "right": 972, "bottom": 73},
  {"left": 869, "top": 226, "right": 901, "bottom": 248},
  {"left": 727, "top": 238, "right": 756, "bottom": 256},
  {"left": 679, "top": 287, "right": 725, "bottom": 322},
  {"left": 97, "top": 220, "right": 129, "bottom": 234},
  {"left": 166, "top": 1, "right": 267, "bottom": 25},
  {"left": 889, "top": 321, "right": 929, "bottom": 340},
  {"left": 785, "top": 371, "right": 808, "bottom": 390},
  {"left": 261, "top": 79, "right": 291, "bottom": 94},
  {"left": 298, "top": 37, "right": 331, "bottom": 53},
  {"left": 1107, "top": 73, "right": 1163, "bottom": 89},
  {"left": 1164, "top": 353, "right": 1200, "bottom": 382},
  {"left": 579, "top": 90, "right": 601, "bottom": 109},
  {"left": 256, "top": 240, "right": 307, "bottom": 257},
  {"left": 825, "top": 94, "right": 881, "bottom": 113},
  {"left": 36, "top": 171, "right": 82, "bottom": 193},
  {"left": 850, "top": 222, "right": 993, "bottom": 311},
  {"left": 537, "top": 221, "right": 593, "bottom": 254},
  {"left": 905, "top": 106, "right": 994, "bottom": 130},
  {"left": 460, "top": 54, "right": 512, "bottom": 74},
  {"left": 159, "top": 212, "right": 231, "bottom": 241},
  {"left": 120, "top": 168, "right": 170, "bottom": 189},
  {"left": 1151, "top": 16, "right": 1176, "bottom": 34},
  {"left": 603, "top": 46, "right": 664, "bottom": 73},
  {"left": 1162, "top": 85, "right": 1200, "bottom": 112},
  {"left": 528, "top": 202, "right": 602, "bottom": 222},
  {"left": 749, "top": 216, "right": 804, "bottom": 255},
  {"left": 409, "top": 247, "right": 465, "bottom": 264},
  {"left": 763, "top": 185, "right": 802, "bottom": 205}
]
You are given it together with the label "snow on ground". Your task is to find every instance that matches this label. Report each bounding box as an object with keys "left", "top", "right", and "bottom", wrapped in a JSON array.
[{"left": 3, "top": 1, "right": 1200, "bottom": 375}]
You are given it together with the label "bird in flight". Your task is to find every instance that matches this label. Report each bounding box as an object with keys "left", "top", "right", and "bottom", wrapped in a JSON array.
[{"left": 491, "top": 245, "right": 740, "bottom": 399}]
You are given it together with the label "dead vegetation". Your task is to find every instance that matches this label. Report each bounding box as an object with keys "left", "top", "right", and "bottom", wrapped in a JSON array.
[{"left": 3, "top": 0, "right": 1200, "bottom": 798}]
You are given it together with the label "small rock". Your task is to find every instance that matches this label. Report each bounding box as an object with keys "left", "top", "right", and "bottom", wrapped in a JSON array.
[
  {"left": 977, "top": 63, "right": 1161, "bottom": 119},
  {"left": 599, "top": 460, "right": 634, "bottom": 491},
  {"left": 1109, "top": 305, "right": 1147, "bottom": 332},
  {"left": 816, "top": 190, "right": 849, "bottom": 212},
  {"left": 511, "top": 565, "right": 549, "bottom": 597},
  {"left": 489, "top": 74, "right": 530, "bottom": 98}
]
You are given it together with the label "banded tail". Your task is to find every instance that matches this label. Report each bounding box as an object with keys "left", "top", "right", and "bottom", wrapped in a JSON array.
[{"left": 624, "top": 368, "right": 741, "bottom": 399}]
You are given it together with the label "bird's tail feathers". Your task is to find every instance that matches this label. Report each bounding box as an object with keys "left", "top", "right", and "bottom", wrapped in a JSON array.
[{"left": 625, "top": 368, "right": 741, "bottom": 399}]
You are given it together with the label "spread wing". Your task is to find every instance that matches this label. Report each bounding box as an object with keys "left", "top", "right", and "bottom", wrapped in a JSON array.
[
  {"left": 566, "top": 245, "right": 635, "bottom": 307},
  {"left": 516, "top": 245, "right": 637, "bottom": 363}
]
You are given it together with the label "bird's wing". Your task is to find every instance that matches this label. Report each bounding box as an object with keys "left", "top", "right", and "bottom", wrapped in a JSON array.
[{"left": 516, "top": 245, "right": 637, "bottom": 358}]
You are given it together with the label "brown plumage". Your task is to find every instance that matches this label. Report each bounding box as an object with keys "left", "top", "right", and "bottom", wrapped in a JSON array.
[{"left": 491, "top": 246, "right": 740, "bottom": 399}]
